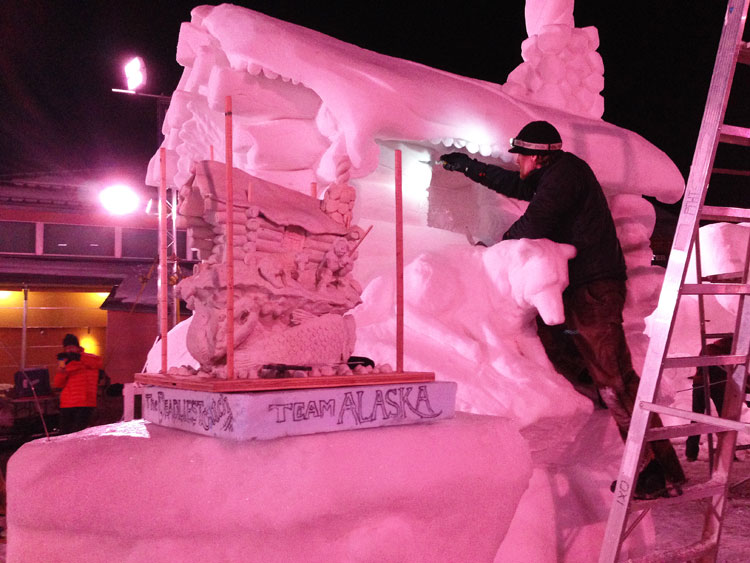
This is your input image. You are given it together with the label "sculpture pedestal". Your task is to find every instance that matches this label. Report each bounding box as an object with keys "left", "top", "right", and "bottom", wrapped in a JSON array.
[
  {"left": 7, "top": 413, "right": 531, "bottom": 563},
  {"left": 141, "top": 381, "right": 456, "bottom": 440}
]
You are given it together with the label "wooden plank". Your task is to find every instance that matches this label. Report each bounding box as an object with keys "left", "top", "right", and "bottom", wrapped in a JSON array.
[
  {"left": 135, "top": 371, "right": 435, "bottom": 393},
  {"left": 395, "top": 149, "right": 404, "bottom": 372},
  {"left": 159, "top": 148, "right": 169, "bottom": 374},
  {"left": 225, "top": 95, "right": 235, "bottom": 380}
]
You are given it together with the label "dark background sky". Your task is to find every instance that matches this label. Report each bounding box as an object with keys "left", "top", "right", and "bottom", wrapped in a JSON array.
[{"left": 0, "top": 1, "right": 744, "bottom": 203}]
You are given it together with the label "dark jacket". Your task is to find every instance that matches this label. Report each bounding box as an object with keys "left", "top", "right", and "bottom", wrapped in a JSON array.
[{"left": 464, "top": 151, "right": 626, "bottom": 288}]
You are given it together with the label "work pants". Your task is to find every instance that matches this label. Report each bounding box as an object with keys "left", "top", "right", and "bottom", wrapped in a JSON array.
[
  {"left": 59, "top": 406, "right": 94, "bottom": 435},
  {"left": 538, "top": 279, "right": 686, "bottom": 485}
]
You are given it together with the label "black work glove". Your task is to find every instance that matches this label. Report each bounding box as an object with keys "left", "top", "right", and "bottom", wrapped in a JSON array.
[{"left": 440, "top": 152, "right": 473, "bottom": 173}]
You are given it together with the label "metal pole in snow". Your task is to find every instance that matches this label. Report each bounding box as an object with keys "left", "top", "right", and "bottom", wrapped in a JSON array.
[
  {"left": 225, "top": 96, "right": 235, "bottom": 379},
  {"left": 395, "top": 149, "right": 404, "bottom": 373},
  {"left": 21, "top": 286, "right": 28, "bottom": 371},
  {"left": 159, "top": 148, "right": 169, "bottom": 374}
]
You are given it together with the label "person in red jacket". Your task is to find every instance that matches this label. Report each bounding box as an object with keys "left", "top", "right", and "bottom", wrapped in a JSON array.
[{"left": 53, "top": 333, "right": 102, "bottom": 434}]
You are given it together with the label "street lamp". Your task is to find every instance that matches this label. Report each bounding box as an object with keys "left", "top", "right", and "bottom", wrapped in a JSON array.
[
  {"left": 111, "top": 56, "right": 178, "bottom": 330},
  {"left": 125, "top": 57, "right": 146, "bottom": 91},
  {"left": 111, "top": 56, "right": 171, "bottom": 145},
  {"left": 99, "top": 183, "right": 140, "bottom": 215}
]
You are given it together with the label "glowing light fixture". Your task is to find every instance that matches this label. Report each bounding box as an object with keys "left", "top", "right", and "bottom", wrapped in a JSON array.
[
  {"left": 100, "top": 184, "right": 140, "bottom": 215},
  {"left": 125, "top": 57, "right": 146, "bottom": 91},
  {"left": 79, "top": 335, "right": 98, "bottom": 354},
  {"left": 401, "top": 147, "right": 432, "bottom": 208},
  {"left": 0, "top": 291, "right": 13, "bottom": 299}
]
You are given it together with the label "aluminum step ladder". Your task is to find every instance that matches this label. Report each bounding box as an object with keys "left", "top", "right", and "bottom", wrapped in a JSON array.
[{"left": 600, "top": 1, "right": 750, "bottom": 561}]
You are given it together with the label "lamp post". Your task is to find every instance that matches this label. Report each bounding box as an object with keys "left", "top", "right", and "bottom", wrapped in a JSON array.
[
  {"left": 112, "top": 56, "right": 171, "bottom": 146},
  {"left": 112, "top": 57, "right": 179, "bottom": 330}
]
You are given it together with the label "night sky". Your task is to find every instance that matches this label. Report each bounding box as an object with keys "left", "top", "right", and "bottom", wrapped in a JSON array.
[{"left": 0, "top": 1, "right": 743, "bottom": 204}]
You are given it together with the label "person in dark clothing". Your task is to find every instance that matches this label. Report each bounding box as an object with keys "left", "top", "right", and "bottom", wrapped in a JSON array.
[{"left": 441, "top": 120, "right": 686, "bottom": 498}]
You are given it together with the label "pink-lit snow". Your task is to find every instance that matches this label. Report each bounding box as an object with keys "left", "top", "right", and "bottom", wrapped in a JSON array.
[{"left": 6, "top": 1, "right": 750, "bottom": 561}]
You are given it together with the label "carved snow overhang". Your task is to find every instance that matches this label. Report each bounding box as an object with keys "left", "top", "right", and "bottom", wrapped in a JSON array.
[{"left": 147, "top": 3, "right": 684, "bottom": 205}]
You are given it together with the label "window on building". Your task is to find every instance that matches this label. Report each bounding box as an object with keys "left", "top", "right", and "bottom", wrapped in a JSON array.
[
  {"left": 122, "top": 228, "right": 158, "bottom": 258},
  {"left": 43, "top": 224, "right": 115, "bottom": 256},
  {"left": 122, "top": 228, "right": 188, "bottom": 259},
  {"left": 0, "top": 221, "right": 35, "bottom": 253}
]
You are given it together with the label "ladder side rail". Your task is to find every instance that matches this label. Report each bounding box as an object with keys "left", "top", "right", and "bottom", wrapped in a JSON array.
[
  {"left": 694, "top": 231, "right": 718, "bottom": 467},
  {"left": 599, "top": 256, "right": 692, "bottom": 562},
  {"left": 700, "top": 296, "right": 750, "bottom": 557},
  {"left": 699, "top": 228, "right": 750, "bottom": 556},
  {"left": 599, "top": 2, "right": 749, "bottom": 561},
  {"left": 699, "top": 1, "right": 750, "bottom": 557}
]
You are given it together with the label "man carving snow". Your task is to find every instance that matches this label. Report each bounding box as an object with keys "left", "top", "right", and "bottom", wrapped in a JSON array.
[{"left": 441, "top": 120, "right": 685, "bottom": 498}]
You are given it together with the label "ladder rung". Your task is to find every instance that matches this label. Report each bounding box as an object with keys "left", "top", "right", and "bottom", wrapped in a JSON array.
[
  {"left": 630, "top": 480, "right": 726, "bottom": 512},
  {"left": 712, "top": 167, "right": 750, "bottom": 176},
  {"left": 625, "top": 538, "right": 717, "bottom": 563},
  {"left": 739, "top": 41, "right": 750, "bottom": 65},
  {"left": 704, "top": 331, "right": 736, "bottom": 339},
  {"left": 662, "top": 354, "right": 747, "bottom": 369},
  {"left": 646, "top": 422, "right": 732, "bottom": 441},
  {"left": 700, "top": 205, "right": 750, "bottom": 222},
  {"left": 719, "top": 124, "right": 750, "bottom": 145},
  {"left": 640, "top": 401, "right": 750, "bottom": 433},
  {"left": 681, "top": 283, "right": 750, "bottom": 295},
  {"left": 704, "top": 272, "right": 743, "bottom": 283}
]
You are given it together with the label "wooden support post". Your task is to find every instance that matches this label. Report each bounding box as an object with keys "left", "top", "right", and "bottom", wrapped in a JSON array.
[
  {"left": 171, "top": 183, "right": 179, "bottom": 328},
  {"left": 395, "top": 149, "right": 404, "bottom": 372},
  {"left": 210, "top": 145, "right": 214, "bottom": 161},
  {"left": 225, "top": 96, "right": 235, "bottom": 379},
  {"left": 159, "top": 147, "right": 169, "bottom": 374}
]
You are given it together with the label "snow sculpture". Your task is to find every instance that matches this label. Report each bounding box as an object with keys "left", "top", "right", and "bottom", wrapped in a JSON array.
[
  {"left": 505, "top": 0, "right": 605, "bottom": 118},
  {"left": 175, "top": 159, "right": 363, "bottom": 378},
  {"left": 131, "top": 3, "right": 691, "bottom": 559},
  {"left": 144, "top": 2, "right": 685, "bottom": 400}
]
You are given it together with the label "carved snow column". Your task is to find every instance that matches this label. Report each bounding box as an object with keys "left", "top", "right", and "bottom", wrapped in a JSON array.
[{"left": 503, "top": 0, "right": 604, "bottom": 118}]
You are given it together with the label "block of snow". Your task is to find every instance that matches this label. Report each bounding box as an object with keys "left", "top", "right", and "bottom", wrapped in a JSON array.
[{"left": 7, "top": 413, "right": 531, "bottom": 563}]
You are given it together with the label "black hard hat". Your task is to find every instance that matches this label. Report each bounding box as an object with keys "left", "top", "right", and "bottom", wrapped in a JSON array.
[
  {"left": 62, "top": 333, "right": 79, "bottom": 347},
  {"left": 509, "top": 121, "right": 563, "bottom": 154}
]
